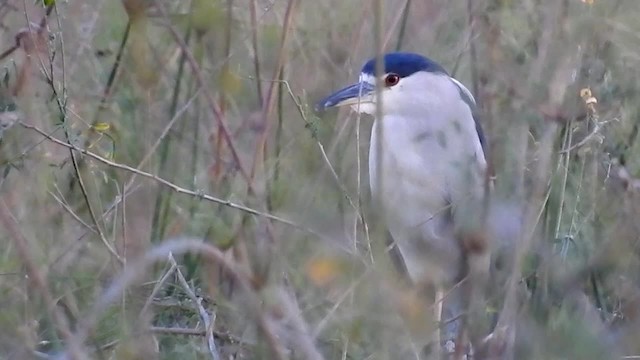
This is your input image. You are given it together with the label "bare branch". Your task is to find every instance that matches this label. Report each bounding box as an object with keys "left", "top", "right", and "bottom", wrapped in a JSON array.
[{"left": 19, "top": 121, "right": 325, "bottom": 239}]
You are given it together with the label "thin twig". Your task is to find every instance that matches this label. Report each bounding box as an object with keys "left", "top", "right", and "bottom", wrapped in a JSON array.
[
  {"left": 251, "top": 0, "right": 299, "bottom": 179},
  {"left": 20, "top": 121, "right": 324, "bottom": 239},
  {"left": 148, "top": 19, "right": 193, "bottom": 243},
  {"left": 149, "top": 326, "right": 243, "bottom": 343},
  {"left": 153, "top": 0, "right": 255, "bottom": 193},
  {"left": 312, "top": 271, "right": 367, "bottom": 339},
  {"left": 140, "top": 261, "right": 177, "bottom": 316},
  {"left": 382, "top": 0, "right": 411, "bottom": 50},
  {"left": 395, "top": 0, "right": 412, "bottom": 51},
  {"left": 48, "top": 189, "right": 97, "bottom": 234},
  {"left": 90, "top": 21, "right": 131, "bottom": 125},
  {"left": 24, "top": 2, "right": 124, "bottom": 264},
  {"left": 249, "top": 0, "right": 263, "bottom": 104},
  {"left": 248, "top": 76, "right": 372, "bottom": 248},
  {"left": 168, "top": 254, "right": 220, "bottom": 360},
  {"left": 466, "top": 0, "right": 480, "bottom": 99},
  {"left": 64, "top": 238, "right": 288, "bottom": 360},
  {"left": 133, "top": 88, "right": 201, "bottom": 179},
  {"left": 0, "top": 198, "right": 86, "bottom": 360},
  {"left": 558, "top": 119, "right": 613, "bottom": 154},
  {"left": 274, "top": 287, "right": 325, "bottom": 360}
]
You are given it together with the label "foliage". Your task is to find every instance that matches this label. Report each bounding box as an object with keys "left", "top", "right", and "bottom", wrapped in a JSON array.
[{"left": 0, "top": 0, "right": 639, "bottom": 359}]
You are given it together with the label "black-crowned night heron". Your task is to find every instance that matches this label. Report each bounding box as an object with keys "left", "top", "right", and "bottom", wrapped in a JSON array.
[{"left": 317, "top": 52, "right": 490, "bottom": 357}]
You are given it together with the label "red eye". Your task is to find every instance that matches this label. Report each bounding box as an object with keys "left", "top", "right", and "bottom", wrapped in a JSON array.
[{"left": 384, "top": 73, "right": 400, "bottom": 87}]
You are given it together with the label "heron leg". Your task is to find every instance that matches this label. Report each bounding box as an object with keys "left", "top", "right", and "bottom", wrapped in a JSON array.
[
  {"left": 433, "top": 287, "right": 445, "bottom": 359},
  {"left": 441, "top": 284, "right": 468, "bottom": 358}
]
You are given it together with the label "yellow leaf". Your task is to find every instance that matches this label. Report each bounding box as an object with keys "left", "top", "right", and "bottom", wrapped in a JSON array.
[
  {"left": 129, "top": 18, "right": 159, "bottom": 88},
  {"left": 191, "top": 0, "right": 224, "bottom": 34},
  {"left": 92, "top": 122, "right": 110, "bottom": 132},
  {"left": 395, "top": 290, "right": 433, "bottom": 334},
  {"left": 305, "top": 257, "right": 342, "bottom": 287},
  {"left": 219, "top": 67, "right": 242, "bottom": 95}
]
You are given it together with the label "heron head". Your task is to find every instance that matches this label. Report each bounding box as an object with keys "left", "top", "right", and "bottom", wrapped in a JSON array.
[{"left": 316, "top": 52, "right": 463, "bottom": 116}]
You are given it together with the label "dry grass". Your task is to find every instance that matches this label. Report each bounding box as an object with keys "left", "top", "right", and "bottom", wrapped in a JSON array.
[{"left": 1, "top": 0, "right": 640, "bottom": 359}]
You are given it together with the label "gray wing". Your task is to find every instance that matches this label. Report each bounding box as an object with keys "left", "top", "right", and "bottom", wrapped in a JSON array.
[
  {"left": 450, "top": 78, "right": 487, "bottom": 157},
  {"left": 385, "top": 230, "right": 412, "bottom": 283}
]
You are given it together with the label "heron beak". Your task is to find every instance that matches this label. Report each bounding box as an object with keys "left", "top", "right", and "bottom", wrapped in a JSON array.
[{"left": 315, "top": 82, "right": 375, "bottom": 112}]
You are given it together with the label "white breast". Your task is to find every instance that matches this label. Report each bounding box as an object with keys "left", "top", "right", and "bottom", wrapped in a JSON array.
[
  {"left": 368, "top": 92, "right": 486, "bottom": 285},
  {"left": 369, "top": 117, "right": 449, "bottom": 226}
]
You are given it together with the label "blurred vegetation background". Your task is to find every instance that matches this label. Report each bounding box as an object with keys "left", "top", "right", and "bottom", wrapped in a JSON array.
[{"left": 0, "top": 0, "right": 640, "bottom": 359}]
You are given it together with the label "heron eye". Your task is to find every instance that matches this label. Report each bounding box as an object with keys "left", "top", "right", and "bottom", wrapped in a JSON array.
[{"left": 384, "top": 73, "right": 400, "bottom": 87}]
